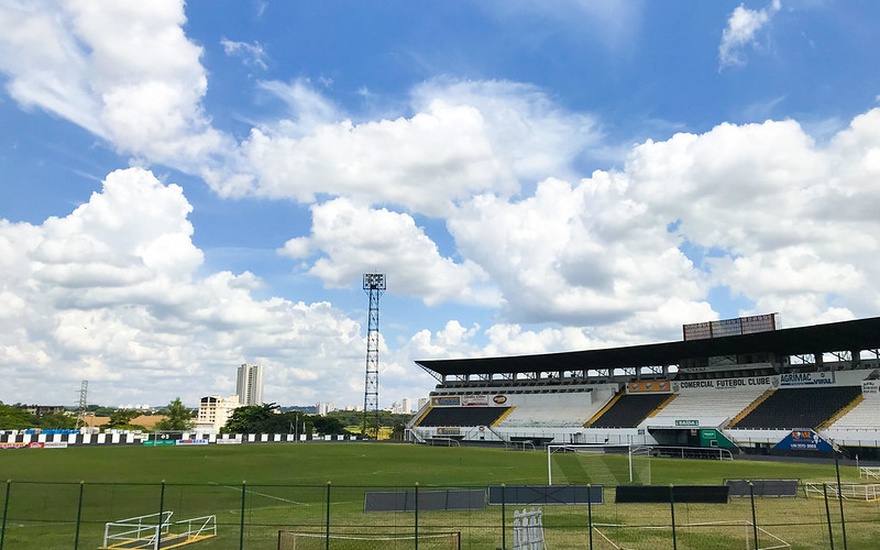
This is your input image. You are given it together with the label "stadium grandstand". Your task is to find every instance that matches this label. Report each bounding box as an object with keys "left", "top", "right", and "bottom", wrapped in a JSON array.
[{"left": 407, "top": 314, "right": 880, "bottom": 458}]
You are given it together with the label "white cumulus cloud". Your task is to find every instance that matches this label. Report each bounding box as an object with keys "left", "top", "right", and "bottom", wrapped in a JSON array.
[{"left": 719, "top": 0, "right": 782, "bottom": 68}]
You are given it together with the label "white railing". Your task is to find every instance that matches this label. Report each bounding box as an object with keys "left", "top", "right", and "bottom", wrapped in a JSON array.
[
  {"left": 804, "top": 482, "right": 880, "bottom": 501},
  {"left": 102, "top": 511, "right": 172, "bottom": 550},
  {"left": 102, "top": 511, "right": 217, "bottom": 549}
]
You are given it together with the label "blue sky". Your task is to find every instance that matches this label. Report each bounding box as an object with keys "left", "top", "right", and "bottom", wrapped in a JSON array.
[{"left": 2, "top": 0, "right": 880, "bottom": 410}]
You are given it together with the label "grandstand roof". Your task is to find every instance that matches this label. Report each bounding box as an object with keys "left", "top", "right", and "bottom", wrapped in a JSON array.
[{"left": 415, "top": 316, "right": 880, "bottom": 378}]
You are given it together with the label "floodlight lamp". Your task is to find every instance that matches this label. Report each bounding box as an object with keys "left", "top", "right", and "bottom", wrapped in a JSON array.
[{"left": 363, "top": 273, "right": 386, "bottom": 290}]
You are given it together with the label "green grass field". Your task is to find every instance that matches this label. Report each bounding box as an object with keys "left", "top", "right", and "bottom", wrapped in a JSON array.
[{"left": 0, "top": 443, "right": 877, "bottom": 549}]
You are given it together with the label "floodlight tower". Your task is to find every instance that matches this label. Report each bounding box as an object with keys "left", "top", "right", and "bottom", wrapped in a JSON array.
[
  {"left": 76, "top": 380, "right": 88, "bottom": 429},
  {"left": 362, "top": 273, "right": 386, "bottom": 439}
]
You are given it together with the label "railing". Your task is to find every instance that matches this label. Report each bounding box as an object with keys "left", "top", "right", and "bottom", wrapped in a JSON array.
[
  {"left": 805, "top": 482, "right": 880, "bottom": 501},
  {"left": 652, "top": 445, "right": 734, "bottom": 460},
  {"left": 177, "top": 515, "right": 217, "bottom": 541},
  {"left": 102, "top": 511, "right": 173, "bottom": 549}
]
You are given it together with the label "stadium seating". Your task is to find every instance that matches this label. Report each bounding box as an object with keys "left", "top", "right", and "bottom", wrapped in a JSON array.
[
  {"left": 587, "top": 393, "right": 671, "bottom": 428},
  {"left": 497, "top": 390, "right": 612, "bottom": 427},
  {"left": 417, "top": 406, "right": 512, "bottom": 427},
  {"left": 652, "top": 386, "right": 768, "bottom": 425},
  {"left": 828, "top": 395, "right": 880, "bottom": 429},
  {"left": 730, "top": 386, "right": 862, "bottom": 429}
]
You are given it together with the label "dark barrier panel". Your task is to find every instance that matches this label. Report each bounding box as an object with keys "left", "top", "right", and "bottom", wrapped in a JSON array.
[
  {"left": 364, "top": 489, "right": 486, "bottom": 512},
  {"left": 616, "top": 485, "right": 729, "bottom": 504},
  {"left": 487, "top": 485, "right": 603, "bottom": 505},
  {"left": 726, "top": 479, "right": 799, "bottom": 497}
]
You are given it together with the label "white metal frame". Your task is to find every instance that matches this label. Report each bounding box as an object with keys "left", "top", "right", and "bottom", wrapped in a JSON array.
[{"left": 547, "top": 444, "right": 636, "bottom": 485}]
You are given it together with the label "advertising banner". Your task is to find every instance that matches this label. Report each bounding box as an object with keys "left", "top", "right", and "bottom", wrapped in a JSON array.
[
  {"left": 142, "top": 440, "right": 176, "bottom": 446},
  {"left": 779, "top": 371, "right": 835, "bottom": 387},
  {"left": 627, "top": 380, "right": 671, "bottom": 394},
  {"left": 175, "top": 439, "right": 209, "bottom": 446},
  {"left": 862, "top": 380, "right": 880, "bottom": 398},
  {"left": 216, "top": 437, "right": 243, "bottom": 445},
  {"left": 773, "top": 429, "right": 834, "bottom": 452},
  {"left": 461, "top": 395, "right": 488, "bottom": 407},
  {"left": 0, "top": 442, "right": 27, "bottom": 449},
  {"left": 431, "top": 396, "right": 461, "bottom": 407},
  {"left": 436, "top": 427, "right": 461, "bottom": 436},
  {"left": 673, "top": 375, "right": 778, "bottom": 393}
]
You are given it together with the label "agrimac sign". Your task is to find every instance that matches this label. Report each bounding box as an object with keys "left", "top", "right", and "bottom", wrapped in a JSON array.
[{"left": 779, "top": 372, "right": 835, "bottom": 387}]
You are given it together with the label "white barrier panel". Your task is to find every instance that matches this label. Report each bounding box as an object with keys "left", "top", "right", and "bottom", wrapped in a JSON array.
[{"left": 513, "top": 508, "right": 544, "bottom": 550}]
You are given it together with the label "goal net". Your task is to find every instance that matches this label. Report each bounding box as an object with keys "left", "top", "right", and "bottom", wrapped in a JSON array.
[
  {"left": 547, "top": 444, "right": 652, "bottom": 486},
  {"left": 277, "top": 531, "right": 461, "bottom": 550}
]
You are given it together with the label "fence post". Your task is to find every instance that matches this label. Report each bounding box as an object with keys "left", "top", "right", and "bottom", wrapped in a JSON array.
[
  {"left": 157, "top": 481, "right": 166, "bottom": 550},
  {"left": 501, "top": 484, "right": 506, "bottom": 550},
  {"left": 414, "top": 483, "right": 419, "bottom": 550},
  {"left": 834, "top": 451, "right": 847, "bottom": 550},
  {"left": 74, "top": 481, "right": 85, "bottom": 550},
  {"left": 239, "top": 481, "right": 247, "bottom": 550},
  {"left": 748, "top": 482, "right": 758, "bottom": 550},
  {"left": 669, "top": 485, "right": 677, "bottom": 550},
  {"left": 823, "top": 483, "right": 835, "bottom": 550},
  {"left": 0, "top": 480, "right": 10, "bottom": 550},
  {"left": 325, "top": 482, "right": 331, "bottom": 550},
  {"left": 587, "top": 484, "right": 593, "bottom": 550}
]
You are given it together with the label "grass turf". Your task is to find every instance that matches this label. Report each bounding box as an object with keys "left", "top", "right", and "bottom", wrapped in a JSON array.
[{"left": 0, "top": 443, "right": 876, "bottom": 549}]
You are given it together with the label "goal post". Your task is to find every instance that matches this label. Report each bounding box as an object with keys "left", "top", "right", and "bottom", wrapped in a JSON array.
[
  {"left": 547, "top": 444, "right": 651, "bottom": 486},
  {"left": 277, "top": 531, "right": 461, "bottom": 550}
]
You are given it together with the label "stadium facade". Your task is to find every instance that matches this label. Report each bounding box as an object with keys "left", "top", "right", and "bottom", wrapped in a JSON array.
[{"left": 408, "top": 314, "right": 880, "bottom": 458}]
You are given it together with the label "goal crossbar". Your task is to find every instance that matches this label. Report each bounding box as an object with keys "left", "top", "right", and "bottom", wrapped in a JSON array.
[{"left": 547, "top": 444, "right": 647, "bottom": 485}]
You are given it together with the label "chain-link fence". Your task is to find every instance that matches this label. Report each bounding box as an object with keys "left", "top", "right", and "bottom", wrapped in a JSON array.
[{"left": 1, "top": 480, "right": 879, "bottom": 549}]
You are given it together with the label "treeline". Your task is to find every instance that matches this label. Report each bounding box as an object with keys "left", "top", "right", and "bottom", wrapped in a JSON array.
[
  {"left": 0, "top": 404, "right": 77, "bottom": 430},
  {"left": 222, "top": 404, "right": 414, "bottom": 439},
  {"left": 0, "top": 400, "right": 415, "bottom": 439}
]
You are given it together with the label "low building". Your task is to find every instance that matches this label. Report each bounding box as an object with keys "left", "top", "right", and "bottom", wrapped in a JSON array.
[{"left": 195, "top": 395, "right": 240, "bottom": 434}]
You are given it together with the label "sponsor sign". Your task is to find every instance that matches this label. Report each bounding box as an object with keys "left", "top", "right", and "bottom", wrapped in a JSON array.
[
  {"left": 175, "top": 439, "right": 209, "bottom": 446},
  {"left": 493, "top": 395, "right": 508, "bottom": 405},
  {"left": 437, "top": 427, "right": 461, "bottom": 436},
  {"left": 43, "top": 442, "right": 68, "bottom": 449},
  {"left": 774, "top": 429, "right": 834, "bottom": 452},
  {"left": 431, "top": 396, "right": 461, "bottom": 407},
  {"left": 627, "top": 381, "right": 671, "bottom": 394},
  {"left": 862, "top": 380, "right": 880, "bottom": 398},
  {"left": 27, "top": 442, "right": 44, "bottom": 449},
  {"left": 0, "top": 443, "right": 27, "bottom": 449},
  {"left": 216, "top": 437, "right": 243, "bottom": 445},
  {"left": 779, "top": 371, "right": 835, "bottom": 387},
  {"left": 462, "top": 395, "right": 488, "bottom": 407},
  {"left": 673, "top": 376, "right": 778, "bottom": 393},
  {"left": 142, "top": 440, "right": 176, "bottom": 446}
]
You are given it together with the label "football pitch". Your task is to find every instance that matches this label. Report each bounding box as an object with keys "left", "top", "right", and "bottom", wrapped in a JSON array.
[{"left": 0, "top": 443, "right": 877, "bottom": 549}]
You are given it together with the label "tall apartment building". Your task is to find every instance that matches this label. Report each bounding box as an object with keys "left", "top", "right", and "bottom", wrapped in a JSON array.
[{"left": 236, "top": 363, "right": 264, "bottom": 405}]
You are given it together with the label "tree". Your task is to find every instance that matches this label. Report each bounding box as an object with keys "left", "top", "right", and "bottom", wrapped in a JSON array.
[
  {"left": 311, "top": 415, "right": 349, "bottom": 436},
  {"left": 39, "top": 412, "right": 77, "bottom": 430},
  {"left": 0, "top": 405, "right": 36, "bottom": 429},
  {"left": 103, "top": 409, "right": 140, "bottom": 430},
  {"left": 155, "top": 398, "right": 193, "bottom": 431},
  {"left": 222, "top": 403, "right": 284, "bottom": 433}
]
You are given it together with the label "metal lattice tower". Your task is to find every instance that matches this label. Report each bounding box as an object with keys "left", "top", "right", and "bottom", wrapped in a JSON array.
[
  {"left": 76, "top": 380, "right": 88, "bottom": 428},
  {"left": 362, "top": 273, "right": 385, "bottom": 438}
]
